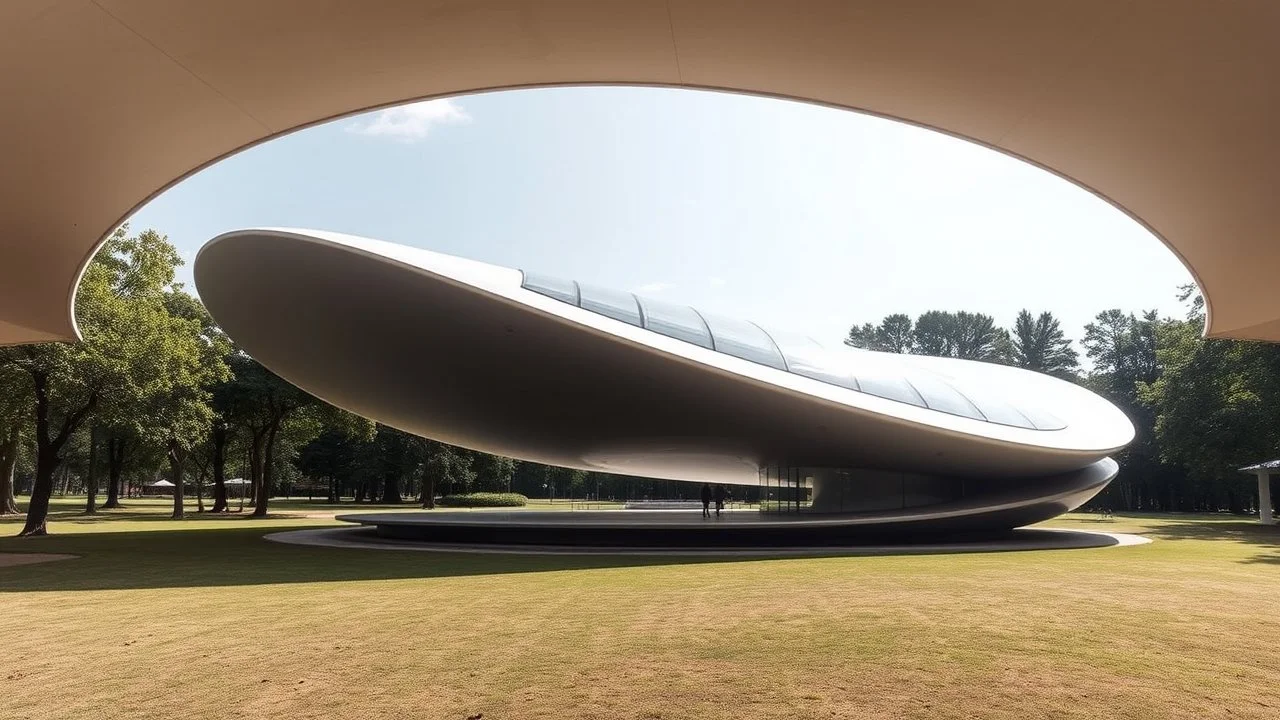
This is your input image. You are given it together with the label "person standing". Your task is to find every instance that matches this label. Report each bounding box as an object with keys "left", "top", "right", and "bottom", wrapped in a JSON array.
[
  {"left": 713, "top": 484, "right": 727, "bottom": 516},
  {"left": 700, "top": 483, "right": 712, "bottom": 518}
]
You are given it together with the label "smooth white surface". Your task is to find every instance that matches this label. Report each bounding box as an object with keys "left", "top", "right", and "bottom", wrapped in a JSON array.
[
  {"left": 195, "top": 228, "right": 1133, "bottom": 483},
  {"left": 208, "top": 228, "right": 1133, "bottom": 454}
]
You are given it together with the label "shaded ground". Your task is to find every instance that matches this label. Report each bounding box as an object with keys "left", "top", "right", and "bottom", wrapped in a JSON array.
[
  {"left": 0, "top": 552, "right": 76, "bottom": 568},
  {"left": 1, "top": 499, "right": 1278, "bottom": 719}
]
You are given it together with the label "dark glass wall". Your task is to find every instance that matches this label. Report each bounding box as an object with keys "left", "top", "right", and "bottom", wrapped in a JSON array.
[{"left": 759, "top": 466, "right": 965, "bottom": 515}]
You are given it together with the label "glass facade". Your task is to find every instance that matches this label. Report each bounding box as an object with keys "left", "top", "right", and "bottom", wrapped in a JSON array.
[
  {"left": 758, "top": 465, "right": 812, "bottom": 512},
  {"left": 519, "top": 270, "right": 1065, "bottom": 431},
  {"left": 759, "top": 465, "right": 965, "bottom": 515}
]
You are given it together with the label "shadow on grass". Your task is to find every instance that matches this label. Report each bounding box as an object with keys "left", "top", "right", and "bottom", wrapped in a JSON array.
[
  {"left": 1135, "top": 515, "right": 1280, "bottom": 564},
  {"left": 0, "top": 523, "right": 742, "bottom": 592}
]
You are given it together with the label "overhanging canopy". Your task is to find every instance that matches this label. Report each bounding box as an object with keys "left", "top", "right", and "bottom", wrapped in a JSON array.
[{"left": 2, "top": 1, "right": 1279, "bottom": 344}]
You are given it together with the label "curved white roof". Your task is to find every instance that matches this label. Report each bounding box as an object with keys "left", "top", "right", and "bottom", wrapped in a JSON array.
[{"left": 195, "top": 228, "right": 1133, "bottom": 484}]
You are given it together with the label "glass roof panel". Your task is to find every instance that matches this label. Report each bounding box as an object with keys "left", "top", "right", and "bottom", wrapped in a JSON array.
[
  {"left": 637, "top": 296, "right": 714, "bottom": 349},
  {"left": 520, "top": 271, "right": 578, "bottom": 305}
]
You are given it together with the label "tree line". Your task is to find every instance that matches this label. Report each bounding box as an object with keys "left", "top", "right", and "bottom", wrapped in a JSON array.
[
  {"left": 3, "top": 227, "right": 1275, "bottom": 535},
  {"left": 0, "top": 228, "right": 745, "bottom": 536},
  {"left": 846, "top": 295, "right": 1279, "bottom": 514}
]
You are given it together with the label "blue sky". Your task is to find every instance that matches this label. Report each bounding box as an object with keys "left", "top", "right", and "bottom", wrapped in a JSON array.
[{"left": 127, "top": 86, "right": 1192, "bottom": 348}]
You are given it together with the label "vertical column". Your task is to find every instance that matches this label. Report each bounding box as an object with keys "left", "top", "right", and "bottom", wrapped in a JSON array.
[{"left": 1258, "top": 471, "right": 1275, "bottom": 525}]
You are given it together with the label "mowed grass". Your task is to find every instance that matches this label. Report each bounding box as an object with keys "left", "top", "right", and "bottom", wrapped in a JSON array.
[{"left": 2, "top": 499, "right": 1279, "bottom": 720}]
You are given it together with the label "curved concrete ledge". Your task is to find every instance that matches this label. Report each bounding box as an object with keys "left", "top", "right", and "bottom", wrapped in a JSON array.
[{"left": 266, "top": 525, "right": 1150, "bottom": 558}]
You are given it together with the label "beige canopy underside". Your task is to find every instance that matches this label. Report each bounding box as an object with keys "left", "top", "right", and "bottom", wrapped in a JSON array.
[{"left": 2, "top": 0, "right": 1278, "bottom": 344}]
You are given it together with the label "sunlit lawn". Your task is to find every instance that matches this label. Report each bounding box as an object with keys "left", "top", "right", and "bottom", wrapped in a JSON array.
[{"left": 2, "top": 497, "right": 1279, "bottom": 719}]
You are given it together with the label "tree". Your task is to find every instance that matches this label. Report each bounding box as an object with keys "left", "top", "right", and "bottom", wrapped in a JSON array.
[
  {"left": 845, "top": 314, "right": 914, "bottom": 353},
  {"left": 420, "top": 441, "right": 474, "bottom": 507},
  {"left": 222, "top": 356, "right": 316, "bottom": 518},
  {"left": 546, "top": 466, "right": 589, "bottom": 501},
  {"left": 912, "top": 310, "right": 1009, "bottom": 361},
  {"left": 1011, "top": 310, "right": 1080, "bottom": 379},
  {"left": 152, "top": 291, "right": 230, "bottom": 519},
  {"left": 0, "top": 229, "right": 158, "bottom": 535},
  {"left": 472, "top": 453, "right": 517, "bottom": 492},
  {"left": 1082, "top": 308, "right": 1167, "bottom": 510},
  {"left": 0, "top": 226, "right": 232, "bottom": 533},
  {"left": 298, "top": 428, "right": 363, "bottom": 502},
  {"left": 100, "top": 428, "right": 138, "bottom": 509},
  {"left": 1136, "top": 287, "right": 1280, "bottom": 513},
  {"left": 369, "top": 425, "right": 417, "bottom": 504},
  {"left": 0, "top": 364, "right": 31, "bottom": 514}
]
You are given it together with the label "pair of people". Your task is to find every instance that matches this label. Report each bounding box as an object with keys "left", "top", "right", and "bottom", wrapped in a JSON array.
[{"left": 700, "top": 483, "right": 727, "bottom": 518}]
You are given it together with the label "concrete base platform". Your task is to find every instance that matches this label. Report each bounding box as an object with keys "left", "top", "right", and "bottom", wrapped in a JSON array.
[
  {"left": 274, "top": 515, "right": 1150, "bottom": 557},
  {"left": 334, "top": 509, "right": 1143, "bottom": 549}
]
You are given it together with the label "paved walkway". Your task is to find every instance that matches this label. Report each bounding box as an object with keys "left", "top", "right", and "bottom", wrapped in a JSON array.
[{"left": 267, "top": 526, "right": 1151, "bottom": 558}]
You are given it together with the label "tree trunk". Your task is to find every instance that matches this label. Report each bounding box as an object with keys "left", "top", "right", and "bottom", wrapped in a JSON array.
[
  {"left": 420, "top": 470, "right": 435, "bottom": 510},
  {"left": 381, "top": 470, "right": 403, "bottom": 504},
  {"left": 196, "top": 467, "right": 206, "bottom": 513},
  {"left": 19, "top": 447, "right": 59, "bottom": 536},
  {"left": 19, "top": 375, "right": 96, "bottom": 537},
  {"left": 0, "top": 423, "right": 20, "bottom": 515},
  {"left": 327, "top": 475, "right": 338, "bottom": 504},
  {"left": 251, "top": 424, "right": 277, "bottom": 518},
  {"left": 84, "top": 426, "right": 99, "bottom": 514},
  {"left": 247, "top": 428, "right": 265, "bottom": 508},
  {"left": 210, "top": 425, "right": 229, "bottom": 512},
  {"left": 169, "top": 441, "right": 186, "bottom": 520},
  {"left": 103, "top": 435, "right": 125, "bottom": 509}
]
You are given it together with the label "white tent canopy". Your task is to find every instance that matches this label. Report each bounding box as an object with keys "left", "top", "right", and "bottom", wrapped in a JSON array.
[{"left": 146, "top": 479, "right": 174, "bottom": 488}]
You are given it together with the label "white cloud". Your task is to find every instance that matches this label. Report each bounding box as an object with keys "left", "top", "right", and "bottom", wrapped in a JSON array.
[
  {"left": 708, "top": 277, "right": 727, "bottom": 288},
  {"left": 637, "top": 282, "right": 671, "bottom": 294},
  {"left": 346, "top": 99, "right": 470, "bottom": 142}
]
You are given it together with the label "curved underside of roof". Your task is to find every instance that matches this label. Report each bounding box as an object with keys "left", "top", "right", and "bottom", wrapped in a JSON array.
[
  {"left": 193, "top": 228, "right": 1133, "bottom": 481},
  {"left": 2, "top": 0, "right": 1278, "bottom": 344}
]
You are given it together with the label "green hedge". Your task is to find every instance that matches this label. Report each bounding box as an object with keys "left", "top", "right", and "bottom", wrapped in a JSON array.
[{"left": 437, "top": 492, "right": 528, "bottom": 508}]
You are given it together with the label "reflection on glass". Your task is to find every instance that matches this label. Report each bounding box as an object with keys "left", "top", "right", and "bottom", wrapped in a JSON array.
[
  {"left": 855, "top": 373, "right": 926, "bottom": 407},
  {"left": 764, "top": 465, "right": 963, "bottom": 513},
  {"left": 1013, "top": 405, "right": 1068, "bottom": 431},
  {"left": 637, "top": 297, "right": 714, "bottom": 349},
  {"left": 520, "top": 272, "right": 578, "bottom": 304},
  {"left": 962, "top": 393, "right": 1036, "bottom": 429},
  {"left": 577, "top": 283, "right": 642, "bottom": 326},
  {"left": 758, "top": 465, "right": 813, "bottom": 513},
  {"left": 768, "top": 329, "right": 858, "bottom": 389},
  {"left": 904, "top": 372, "right": 986, "bottom": 421},
  {"left": 700, "top": 313, "right": 787, "bottom": 370},
  {"left": 519, "top": 269, "right": 1066, "bottom": 431}
]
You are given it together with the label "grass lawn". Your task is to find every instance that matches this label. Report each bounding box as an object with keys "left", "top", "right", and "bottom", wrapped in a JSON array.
[{"left": 2, "top": 498, "right": 1279, "bottom": 719}]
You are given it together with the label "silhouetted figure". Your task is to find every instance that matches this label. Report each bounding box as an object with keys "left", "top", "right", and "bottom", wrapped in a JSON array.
[
  {"left": 700, "top": 483, "right": 712, "bottom": 518},
  {"left": 714, "top": 484, "right": 727, "bottom": 516}
]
